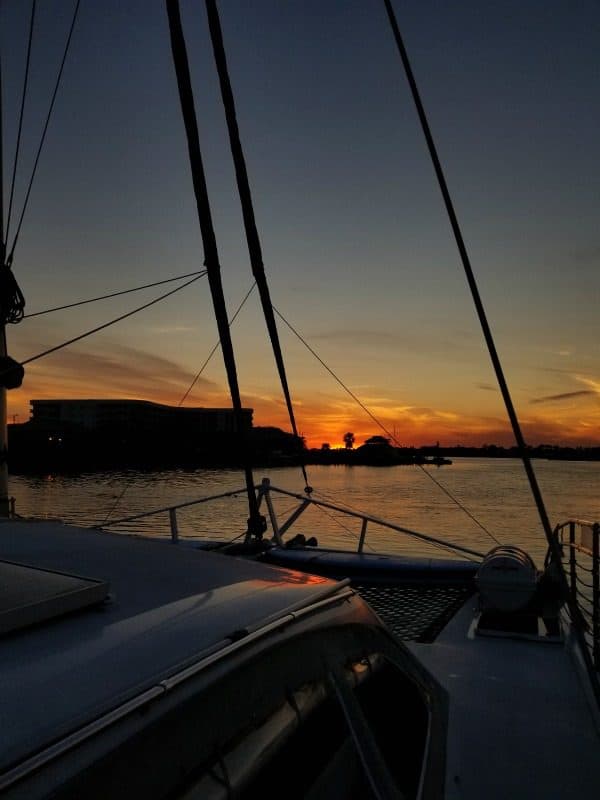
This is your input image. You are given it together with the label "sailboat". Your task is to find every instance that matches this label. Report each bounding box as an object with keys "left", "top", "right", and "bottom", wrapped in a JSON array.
[{"left": 1, "top": 1, "right": 599, "bottom": 798}]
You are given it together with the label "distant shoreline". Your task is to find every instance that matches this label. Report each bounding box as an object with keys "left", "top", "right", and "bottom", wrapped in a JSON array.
[
  {"left": 305, "top": 444, "right": 600, "bottom": 466},
  {"left": 7, "top": 449, "right": 600, "bottom": 477},
  {"left": 6, "top": 420, "right": 599, "bottom": 474}
]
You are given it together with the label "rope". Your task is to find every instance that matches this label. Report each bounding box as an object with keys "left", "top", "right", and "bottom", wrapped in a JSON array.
[
  {"left": 6, "top": 0, "right": 81, "bottom": 266},
  {"left": 312, "top": 500, "right": 377, "bottom": 552},
  {"left": 100, "top": 481, "right": 136, "bottom": 528},
  {"left": 103, "top": 281, "right": 256, "bottom": 523},
  {"left": 23, "top": 270, "right": 206, "bottom": 318},
  {"left": 5, "top": 0, "right": 36, "bottom": 247},
  {"left": 179, "top": 281, "right": 256, "bottom": 405},
  {"left": 575, "top": 573, "right": 594, "bottom": 591},
  {"left": 273, "top": 304, "right": 499, "bottom": 546},
  {"left": 572, "top": 561, "right": 594, "bottom": 574},
  {"left": 19, "top": 273, "right": 205, "bottom": 367},
  {"left": 311, "top": 487, "right": 480, "bottom": 561},
  {"left": 273, "top": 305, "right": 393, "bottom": 443},
  {"left": 0, "top": 266, "right": 26, "bottom": 324},
  {"left": 205, "top": 0, "right": 311, "bottom": 493},
  {"left": 414, "top": 462, "right": 500, "bottom": 545}
]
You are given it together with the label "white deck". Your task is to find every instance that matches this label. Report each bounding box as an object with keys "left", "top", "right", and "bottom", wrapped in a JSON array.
[{"left": 410, "top": 597, "right": 600, "bottom": 799}]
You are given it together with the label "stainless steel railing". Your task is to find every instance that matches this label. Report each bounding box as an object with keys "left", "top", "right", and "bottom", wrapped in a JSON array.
[
  {"left": 257, "top": 479, "right": 484, "bottom": 560},
  {"left": 103, "top": 476, "right": 485, "bottom": 560},
  {"left": 554, "top": 518, "right": 600, "bottom": 672}
]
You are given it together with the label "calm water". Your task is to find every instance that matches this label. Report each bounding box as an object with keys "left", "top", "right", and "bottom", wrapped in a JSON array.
[{"left": 9, "top": 459, "right": 599, "bottom": 565}]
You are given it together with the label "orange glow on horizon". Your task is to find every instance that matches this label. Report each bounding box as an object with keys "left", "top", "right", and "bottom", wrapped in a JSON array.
[{"left": 7, "top": 352, "right": 599, "bottom": 450}]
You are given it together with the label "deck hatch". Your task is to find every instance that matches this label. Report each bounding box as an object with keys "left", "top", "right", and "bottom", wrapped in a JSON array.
[{"left": 0, "top": 560, "right": 109, "bottom": 636}]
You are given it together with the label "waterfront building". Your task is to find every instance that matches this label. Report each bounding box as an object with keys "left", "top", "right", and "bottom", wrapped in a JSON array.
[{"left": 28, "top": 399, "right": 252, "bottom": 436}]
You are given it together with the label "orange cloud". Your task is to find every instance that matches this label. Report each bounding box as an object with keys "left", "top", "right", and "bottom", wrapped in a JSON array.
[
  {"left": 8, "top": 342, "right": 220, "bottom": 421},
  {"left": 7, "top": 342, "right": 599, "bottom": 449}
]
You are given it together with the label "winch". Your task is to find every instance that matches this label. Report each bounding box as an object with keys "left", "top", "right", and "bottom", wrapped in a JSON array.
[{"left": 475, "top": 545, "right": 539, "bottom": 613}]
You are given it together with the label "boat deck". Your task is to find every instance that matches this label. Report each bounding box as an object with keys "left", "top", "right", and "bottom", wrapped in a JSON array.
[
  {"left": 2, "top": 519, "right": 599, "bottom": 798},
  {"left": 0, "top": 519, "right": 340, "bottom": 778},
  {"left": 410, "top": 596, "right": 600, "bottom": 799}
]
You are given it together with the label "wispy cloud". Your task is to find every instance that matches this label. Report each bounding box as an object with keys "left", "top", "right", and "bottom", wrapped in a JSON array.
[
  {"left": 148, "top": 325, "right": 198, "bottom": 334},
  {"left": 530, "top": 390, "right": 595, "bottom": 404},
  {"left": 575, "top": 375, "right": 600, "bottom": 394},
  {"left": 307, "top": 326, "right": 478, "bottom": 361},
  {"left": 9, "top": 342, "right": 220, "bottom": 422}
]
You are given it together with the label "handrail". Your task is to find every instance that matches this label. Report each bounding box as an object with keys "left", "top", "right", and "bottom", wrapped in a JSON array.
[
  {"left": 101, "top": 486, "right": 249, "bottom": 527},
  {"left": 100, "top": 477, "right": 484, "bottom": 561},
  {"left": 554, "top": 519, "right": 599, "bottom": 681},
  {"left": 261, "top": 480, "right": 484, "bottom": 560},
  {"left": 554, "top": 518, "right": 596, "bottom": 531}
]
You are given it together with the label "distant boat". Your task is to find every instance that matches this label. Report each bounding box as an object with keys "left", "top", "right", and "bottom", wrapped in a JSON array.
[{"left": 428, "top": 455, "right": 452, "bottom": 466}]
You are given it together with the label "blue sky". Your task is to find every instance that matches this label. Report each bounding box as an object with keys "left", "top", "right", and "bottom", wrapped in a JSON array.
[{"left": 1, "top": 0, "right": 598, "bottom": 445}]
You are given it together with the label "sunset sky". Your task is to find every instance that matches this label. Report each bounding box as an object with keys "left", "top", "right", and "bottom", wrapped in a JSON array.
[{"left": 1, "top": 1, "right": 598, "bottom": 449}]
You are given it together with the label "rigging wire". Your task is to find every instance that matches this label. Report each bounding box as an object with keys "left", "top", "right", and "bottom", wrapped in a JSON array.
[
  {"left": 6, "top": 0, "right": 81, "bottom": 267},
  {"left": 381, "top": 0, "right": 552, "bottom": 548},
  {"left": 273, "top": 305, "right": 389, "bottom": 442},
  {"left": 413, "top": 462, "right": 500, "bottom": 545},
  {"left": 384, "top": 1, "right": 600, "bottom": 705},
  {"left": 303, "top": 488, "right": 480, "bottom": 562},
  {"left": 204, "top": 0, "right": 311, "bottom": 493},
  {"left": 18, "top": 272, "right": 205, "bottom": 368},
  {"left": 273, "top": 304, "right": 500, "bottom": 547},
  {"left": 310, "top": 486, "right": 481, "bottom": 561},
  {"left": 310, "top": 499, "right": 378, "bottom": 553},
  {"left": 4, "top": 0, "right": 36, "bottom": 248},
  {"left": 23, "top": 270, "right": 207, "bottom": 318},
  {"left": 103, "top": 281, "right": 257, "bottom": 524},
  {"left": 178, "top": 281, "right": 256, "bottom": 406}
]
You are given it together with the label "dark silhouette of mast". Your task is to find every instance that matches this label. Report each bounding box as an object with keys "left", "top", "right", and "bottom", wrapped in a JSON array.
[
  {"left": 165, "top": 0, "right": 264, "bottom": 537},
  {"left": 383, "top": 0, "right": 600, "bottom": 705},
  {"left": 204, "top": 0, "right": 310, "bottom": 491},
  {"left": 382, "top": 0, "right": 555, "bottom": 546},
  {"left": 0, "top": 46, "right": 8, "bottom": 516}
]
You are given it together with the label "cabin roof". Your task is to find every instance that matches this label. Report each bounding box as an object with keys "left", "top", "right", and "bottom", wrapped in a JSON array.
[{"left": 0, "top": 520, "right": 335, "bottom": 773}]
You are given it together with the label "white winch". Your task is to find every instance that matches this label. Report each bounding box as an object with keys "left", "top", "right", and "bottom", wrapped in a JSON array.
[{"left": 475, "top": 545, "right": 539, "bottom": 612}]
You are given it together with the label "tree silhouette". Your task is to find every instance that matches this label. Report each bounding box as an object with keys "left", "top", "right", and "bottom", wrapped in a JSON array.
[{"left": 343, "top": 432, "right": 355, "bottom": 449}]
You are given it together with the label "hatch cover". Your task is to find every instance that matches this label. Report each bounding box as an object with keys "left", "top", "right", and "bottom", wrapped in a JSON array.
[{"left": 0, "top": 560, "right": 109, "bottom": 635}]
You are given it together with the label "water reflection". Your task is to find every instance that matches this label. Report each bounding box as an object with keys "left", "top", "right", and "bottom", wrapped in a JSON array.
[{"left": 9, "top": 460, "right": 600, "bottom": 566}]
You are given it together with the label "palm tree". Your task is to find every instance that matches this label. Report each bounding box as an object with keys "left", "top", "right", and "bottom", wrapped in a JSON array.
[{"left": 343, "top": 432, "right": 355, "bottom": 449}]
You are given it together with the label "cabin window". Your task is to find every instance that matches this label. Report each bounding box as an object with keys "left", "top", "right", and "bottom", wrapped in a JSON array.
[
  {"left": 175, "top": 653, "right": 429, "bottom": 800},
  {"left": 349, "top": 654, "right": 430, "bottom": 798}
]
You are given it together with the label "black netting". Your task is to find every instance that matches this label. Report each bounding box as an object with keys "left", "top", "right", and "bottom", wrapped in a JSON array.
[{"left": 355, "top": 584, "right": 473, "bottom": 642}]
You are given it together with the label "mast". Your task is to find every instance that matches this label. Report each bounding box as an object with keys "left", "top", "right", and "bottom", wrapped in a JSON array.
[
  {"left": 165, "top": 0, "right": 264, "bottom": 538},
  {"left": 204, "top": 0, "right": 310, "bottom": 491},
  {"left": 0, "top": 43, "right": 9, "bottom": 517}
]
